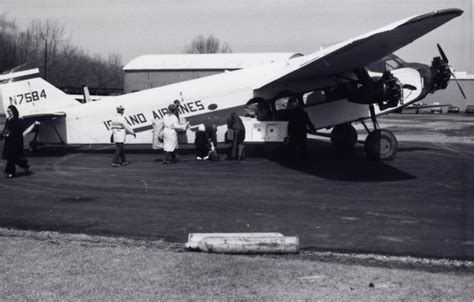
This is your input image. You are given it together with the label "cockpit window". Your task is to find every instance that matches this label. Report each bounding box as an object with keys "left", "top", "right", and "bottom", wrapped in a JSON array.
[
  {"left": 367, "top": 55, "right": 405, "bottom": 73},
  {"left": 385, "top": 59, "right": 399, "bottom": 71},
  {"left": 274, "top": 97, "right": 290, "bottom": 110},
  {"left": 367, "top": 60, "right": 386, "bottom": 73}
]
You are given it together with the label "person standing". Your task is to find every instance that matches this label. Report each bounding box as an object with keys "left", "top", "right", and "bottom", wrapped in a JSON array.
[
  {"left": 1, "top": 105, "right": 30, "bottom": 178},
  {"left": 111, "top": 105, "right": 135, "bottom": 167},
  {"left": 206, "top": 123, "right": 220, "bottom": 161},
  {"left": 226, "top": 112, "right": 246, "bottom": 160},
  {"left": 205, "top": 123, "right": 218, "bottom": 150},
  {"left": 173, "top": 99, "right": 181, "bottom": 119},
  {"left": 287, "top": 97, "right": 316, "bottom": 159},
  {"left": 194, "top": 124, "right": 209, "bottom": 160},
  {"left": 162, "top": 104, "right": 189, "bottom": 164},
  {"left": 151, "top": 118, "right": 164, "bottom": 152}
]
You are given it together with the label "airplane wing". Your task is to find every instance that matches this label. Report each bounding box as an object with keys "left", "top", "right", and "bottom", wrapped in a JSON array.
[
  {"left": 403, "top": 104, "right": 451, "bottom": 110},
  {"left": 256, "top": 8, "right": 463, "bottom": 92}
]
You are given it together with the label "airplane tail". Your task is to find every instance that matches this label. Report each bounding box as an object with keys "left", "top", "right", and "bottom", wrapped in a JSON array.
[{"left": 0, "top": 68, "right": 78, "bottom": 116}]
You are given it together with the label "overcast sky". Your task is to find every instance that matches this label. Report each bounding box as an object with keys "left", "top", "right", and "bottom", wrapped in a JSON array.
[{"left": 1, "top": 0, "right": 472, "bottom": 72}]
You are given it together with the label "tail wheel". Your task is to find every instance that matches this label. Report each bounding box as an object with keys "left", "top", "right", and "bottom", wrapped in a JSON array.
[
  {"left": 364, "top": 129, "right": 398, "bottom": 161},
  {"left": 330, "top": 123, "right": 358, "bottom": 151}
]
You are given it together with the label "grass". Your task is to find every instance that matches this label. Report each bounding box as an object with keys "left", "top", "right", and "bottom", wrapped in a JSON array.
[{"left": 1, "top": 228, "right": 473, "bottom": 301}]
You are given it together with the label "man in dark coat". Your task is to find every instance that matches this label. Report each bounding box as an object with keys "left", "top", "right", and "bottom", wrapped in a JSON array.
[
  {"left": 227, "top": 112, "right": 246, "bottom": 160},
  {"left": 287, "top": 97, "right": 316, "bottom": 159},
  {"left": 1, "top": 105, "right": 30, "bottom": 178}
]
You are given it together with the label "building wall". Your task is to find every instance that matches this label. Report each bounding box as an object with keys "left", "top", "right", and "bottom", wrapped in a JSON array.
[
  {"left": 423, "top": 79, "right": 474, "bottom": 111},
  {"left": 124, "top": 70, "right": 233, "bottom": 93}
]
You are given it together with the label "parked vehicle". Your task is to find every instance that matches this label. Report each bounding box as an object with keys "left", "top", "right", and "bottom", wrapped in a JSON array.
[
  {"left": 405, "top": 102, "right": 424, "bottom": 114},
  {"left": 430, "top": 102, "right": 442, "bottom": 113},
  {"left": 447, "top": 105, "right": 460, "bottom": 113},
  {"left": 466, "top": 105, "right": 474, "bottom": 114}
]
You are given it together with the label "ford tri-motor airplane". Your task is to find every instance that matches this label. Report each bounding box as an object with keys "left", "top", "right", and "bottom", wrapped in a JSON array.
[{"left": 0, "top": 9, "right": 466, "bottom": 160}]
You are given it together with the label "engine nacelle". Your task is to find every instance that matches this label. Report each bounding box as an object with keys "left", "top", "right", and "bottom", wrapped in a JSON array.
[
  {"left": 325, "top": 71, "right": 402, "bottom": 109},
  {"left": 430, "top": 56, "right": 451, "bottom": 92}
]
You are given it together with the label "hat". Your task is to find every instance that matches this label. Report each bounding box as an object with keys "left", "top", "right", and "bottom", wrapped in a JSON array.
[
  {"left": 116, "top": 105, "right": 125, "bottom": 111},
  {"left": 168, "top": 104, "right": 176, "bottom": 112}
]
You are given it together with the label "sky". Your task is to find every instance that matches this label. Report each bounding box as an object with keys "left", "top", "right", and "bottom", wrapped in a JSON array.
[{"left": 1, "top": 0, "right": 473, "bottom": 73}]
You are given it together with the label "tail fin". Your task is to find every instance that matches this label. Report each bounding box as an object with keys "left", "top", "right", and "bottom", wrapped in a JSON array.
[
  {"left": 0, "top": 68, "right": 78, "bottom": 116},
  {"left": 82, "top": 85, "right": 92, "bottom": 103}
]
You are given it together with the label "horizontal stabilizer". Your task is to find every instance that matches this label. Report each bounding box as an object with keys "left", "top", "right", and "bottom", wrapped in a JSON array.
[
  {"left": 22, "top": 112, "right": 67, "bottom": 119},
  {"left": 0, "top": 68, "right": 40, "bottom": 82}
]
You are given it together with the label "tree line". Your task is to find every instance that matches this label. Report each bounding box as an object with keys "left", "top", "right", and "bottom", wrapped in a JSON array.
[
  {"left": 0, "top": 14, "right": 123, "bottom": 91},
  {"left": 0, "top": 13, "right": 233, "bottom": 92}
]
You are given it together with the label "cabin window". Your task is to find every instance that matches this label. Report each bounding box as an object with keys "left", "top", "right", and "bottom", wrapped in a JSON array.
[
  {"left": 367, "top": 60, "right": 386, "bottom": 73},
  {"left": 385, "top": 59, "right": 400, "bottom": 71}
]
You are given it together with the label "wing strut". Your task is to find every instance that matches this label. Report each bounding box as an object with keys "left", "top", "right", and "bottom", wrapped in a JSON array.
[{"left": 369, "top": 104, "right": 379, "bottom": 130}]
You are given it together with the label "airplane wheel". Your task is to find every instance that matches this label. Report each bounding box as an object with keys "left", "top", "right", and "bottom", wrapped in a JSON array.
[
  {"left": 330, "top": 123, "right": 357, "bottom": 151},
  {"left": 364, "top": 129, "right": 398, "bottom": 161}
]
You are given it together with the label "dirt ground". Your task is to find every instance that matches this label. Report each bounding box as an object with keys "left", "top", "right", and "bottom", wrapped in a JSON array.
[{"left": 0, "top": 229, "right": 472, "bottom": 301}]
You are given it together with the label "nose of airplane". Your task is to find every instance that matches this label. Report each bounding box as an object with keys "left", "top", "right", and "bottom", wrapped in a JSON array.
[{"left": 436, "top": 43, "right": 466, "bottom": 99}]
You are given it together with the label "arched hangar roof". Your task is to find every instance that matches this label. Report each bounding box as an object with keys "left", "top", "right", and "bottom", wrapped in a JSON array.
[{"left": 123, "top": 53, "right": 303, "bottom": 71}]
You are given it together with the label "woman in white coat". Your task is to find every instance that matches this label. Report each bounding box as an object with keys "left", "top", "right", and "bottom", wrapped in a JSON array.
[
  {"left": 152, "top": 118, "right": 164, "bottom": 150},
  {"left": 162, "top": 104, "right": 189, "bottom": 164}
]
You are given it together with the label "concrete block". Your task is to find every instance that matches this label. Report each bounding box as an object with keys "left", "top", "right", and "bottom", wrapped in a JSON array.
[{"left": 185, "top": 232, "right": 299, "bottom": 254}]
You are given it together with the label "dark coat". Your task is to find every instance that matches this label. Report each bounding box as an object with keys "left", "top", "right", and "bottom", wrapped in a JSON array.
[
  {"left": 194, "top": 130, "right": 209, "bottom": 152},
  {"left": 287, "top": 108, "right": 316, "bottom": 142},
  {"left": 2, "top": 117, "right": 25, "bottom": 160},
  {"left": 227, "top": 114, "right": 246, "bottom": 144}
]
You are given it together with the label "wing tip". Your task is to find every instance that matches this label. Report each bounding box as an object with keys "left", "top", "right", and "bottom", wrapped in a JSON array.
[{"left": 413, "top": 8, "right": 463, "bottom": 22}]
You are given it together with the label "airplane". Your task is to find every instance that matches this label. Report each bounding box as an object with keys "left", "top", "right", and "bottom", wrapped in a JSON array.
[{"left": 0, "top": 8, "right": 466, "bottom": 161}]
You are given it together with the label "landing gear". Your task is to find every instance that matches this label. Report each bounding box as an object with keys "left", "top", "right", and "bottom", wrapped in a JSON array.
[
  {"left": 364, "top": 129, "right": 397, "bottom": 161},
  {"left": 362, "top": 104, "right": 398, "bottom": 161},
  {"left": 330, "top": 123, "right": 357, "bottom": 151}
]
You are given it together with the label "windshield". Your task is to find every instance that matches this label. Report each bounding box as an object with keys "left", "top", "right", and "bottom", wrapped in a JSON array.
[{"left": 367, "top": 54, "right": 405, "bottom": 73}]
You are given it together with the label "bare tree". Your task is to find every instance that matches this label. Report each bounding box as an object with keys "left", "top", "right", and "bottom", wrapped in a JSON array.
[
  {"left": 0, "top": 16, "right": 123, "bottom": 90},
  {"left": 21, "top": 19, "right": 65, "bottom": 79},
  {"left": 0, "top": 13, "right": 16, "bottom": 31},
  {"left": 183, "top": 34, "right": 232, "bottom": 54},
  {"left": 0, "top": 14, "right": 19, "bottom": 71}
]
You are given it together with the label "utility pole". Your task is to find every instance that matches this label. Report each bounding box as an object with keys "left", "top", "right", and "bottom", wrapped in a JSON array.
[{"left": 44, "top": 38, "right": 48, "bottom": 80}]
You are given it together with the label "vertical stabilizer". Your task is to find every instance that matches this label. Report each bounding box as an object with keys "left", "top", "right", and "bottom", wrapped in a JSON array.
[{"left": 0, "top": 68, "right": 78, "bottom": 116}]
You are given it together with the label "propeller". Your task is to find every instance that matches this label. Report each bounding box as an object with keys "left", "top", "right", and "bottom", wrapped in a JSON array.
[{"left": 437, "top": 43, "right": 467, "bottom": 99}]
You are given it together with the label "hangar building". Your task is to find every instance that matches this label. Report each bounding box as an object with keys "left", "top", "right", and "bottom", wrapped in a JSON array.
[
  {"left": 424, "top": 72, "right": 474, "bottom": 111},
  {"left": 122, "top": 53, "right": 303, "bottom": 93}
]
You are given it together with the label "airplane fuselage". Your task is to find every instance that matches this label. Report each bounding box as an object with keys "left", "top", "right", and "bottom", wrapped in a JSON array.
[{"left": 34, "top": 58, "right": 422, "bottom": 146}]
